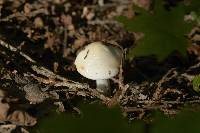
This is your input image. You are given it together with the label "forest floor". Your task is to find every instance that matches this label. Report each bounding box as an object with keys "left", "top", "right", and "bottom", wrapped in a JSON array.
[{"left": 0, "top": 0, "right": 200, "bottom": 132}]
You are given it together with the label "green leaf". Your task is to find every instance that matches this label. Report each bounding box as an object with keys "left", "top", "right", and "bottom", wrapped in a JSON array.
[
  {"left": 116, "top": 0, "right": 194, "bottom": 61},
  {"left": 31, "top": 103, "right": 200, "bottom": 133},
  {"left": 186, "top": 0, "right": 200, "bottom": 25},
  {"left": 192, "top": 75, "right": 200, "bottom": 92},
  {"left": 31, "top": 103, "right": 145, "bottom": 133},
  {"left": 185, "top": 0, "right": 200, "bottom": 13},
  {"left": 151, "top": 109, "right": 200, "bottom": 133}
]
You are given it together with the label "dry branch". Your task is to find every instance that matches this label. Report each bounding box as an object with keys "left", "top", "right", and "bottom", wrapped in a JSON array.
[
  {"left": 0, "top": 39, "right": 110, "bottom": 103},
  {"left": 152, "top": 68, "right": 177, "bottom": 101}
]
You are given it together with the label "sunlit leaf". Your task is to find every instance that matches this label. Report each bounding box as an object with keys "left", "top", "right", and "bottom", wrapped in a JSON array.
[{"left": 192, "top": 75, "right": 200, "bottom": 92}]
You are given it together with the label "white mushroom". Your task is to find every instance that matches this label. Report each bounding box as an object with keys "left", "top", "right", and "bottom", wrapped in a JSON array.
[{"left": 74, "top": 42, "right": 122, "bottom": 94}]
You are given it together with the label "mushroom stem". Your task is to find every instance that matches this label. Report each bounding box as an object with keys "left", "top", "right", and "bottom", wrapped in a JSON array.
[{"left": 96, "top": 79, "right": 110, "bottom": 94}]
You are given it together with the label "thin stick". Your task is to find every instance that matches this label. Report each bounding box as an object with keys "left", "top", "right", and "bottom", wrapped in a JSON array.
[
  {"left": 0, "top": 39, "right": 110, "bottom": 103},
  {"left": 152, "top": 68, "right": 177, "bottom": 101}
]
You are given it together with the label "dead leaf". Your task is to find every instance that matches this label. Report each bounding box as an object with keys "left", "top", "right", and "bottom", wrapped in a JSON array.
[
  {"left": 0, "top": 95, "right": 37, "bottom": 126},
  {"left": 24, "top": 3, "right": 32, "bottom": 14},
  {"left": 23, "top": 84, "right": 49, "bottom": 104},
  {"left": 7, "top": 110, "right": 37, "bottom": 126},
  {"left": 0, "top": 98, "right": 9, "bottom": 121},
  {"left": 73, "top": 37, "right": 87, "bottom": 50},
  {"left": 0, "top": 124, "right": 16, "bottom": 133},
  {"left": 81, "top": 7, "right": 95, "bottom": 20},
  {"left": 21, "top": 127, "right": 30, "bottom": 133},
  {"left": 132, "top": 0, "right": 152, "bottom": 10},
  {"left": 34, "top": 17, "right": 44, "bottom": 28},
  {"left": 61, "top": 14, "right": 72, "bottom": 27}
]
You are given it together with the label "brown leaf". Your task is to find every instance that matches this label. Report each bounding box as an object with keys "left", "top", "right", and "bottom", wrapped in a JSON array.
[
  {"left": 7, "top": 110, "right": 37, "bottom": 126},
  {"left": 73, "top": 37, "right": 87, "bottom": 50},
  {"left": 61, "top": 14, "right": 72, "bottom": 27},
  {"left": 24, "top": 3, "right": 32, "bottom": 14},
  {"left": 0, "top": 95, "right": 37, "bottom": 126},
  {"left": 34, "top": 17, "right": 44, "bottom": 28},
  {"left": 133, "top": 0, "right": 152, "bottom": 10},
  {"left": 0, "top": 98, "right": 10, "bottom": 121},
  {"left": 0, "top": 124, "right": 16, "bottom": 133},
  {"left": 23, "top": 84, "right": 49, "bottom": 104}
]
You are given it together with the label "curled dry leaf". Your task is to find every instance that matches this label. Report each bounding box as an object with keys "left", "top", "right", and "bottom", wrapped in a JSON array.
[
  {"left": 34, "top": 17, "right": 44, "bottom": 28},
  {"left": 0, "top": 89, "right": 6, "bottom": 97},
  {"left": 20, "top": 127, "right": 30, "bottom": 133},
  {"left": 23, "top": 84, "right": 49, "bottom": 104},
  {"left": 0, "top": 124, "right": 17, "bottom": 133},
  {"left": 73, "top": 37, "right": 87, "bottom": 50},
  {"left": 0, "top": 98, "right": 9, "bottom": 121},
  {"left": 61, "top": 14, "right": 72, "bottom": 27},
  {"left": 132, "top": 0, "right": 151, "bottom": 10},
  {"left": 81, "top": 7, "right": 95, "bottom": 20},
  {"left": 187, "top": 26, "right": 200, "bottom": 59},
  {"left": 24, "top": 3, "right": 32, "bottom": 14},
  {"left": 7, "top": 110, "right": 37, "bottom": 126},
  {"left": 0, "top": 96, "right": 37, "bottom": 126}
]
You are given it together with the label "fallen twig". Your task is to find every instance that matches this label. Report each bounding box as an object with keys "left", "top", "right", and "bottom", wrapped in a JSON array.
[
  {"left": 0, "top": 39, "right": 110, "bottom": 103},
  {"left": 124, "top": 97, "right": 200, "bottom": 114},
  {"left": 152, "top": 68, "right": 177, "bottom": 101}
]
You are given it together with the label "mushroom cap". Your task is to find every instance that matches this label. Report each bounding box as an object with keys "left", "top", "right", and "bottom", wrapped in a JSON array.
[{"left": 75, "top": 42, "right": 122, "bottom": 80}]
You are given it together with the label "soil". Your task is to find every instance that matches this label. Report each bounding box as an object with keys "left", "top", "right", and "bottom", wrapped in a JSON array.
[{"left": 0, "top": 0, "right": 200, "bottom": 132}]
